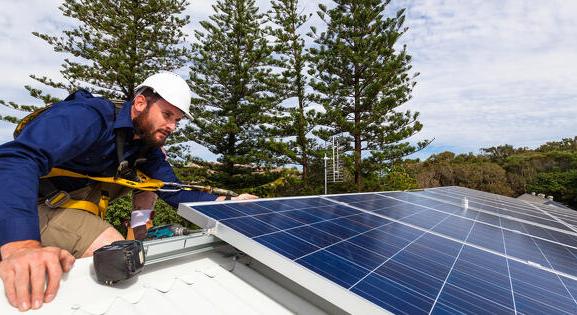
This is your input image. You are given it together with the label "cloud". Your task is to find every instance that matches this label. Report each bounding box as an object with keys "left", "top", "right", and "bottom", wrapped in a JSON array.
[{"left": 394, "top": 0, "right": 577, "bottom": 157}]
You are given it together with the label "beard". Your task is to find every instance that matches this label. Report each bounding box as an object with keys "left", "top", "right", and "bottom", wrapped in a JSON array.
[{"left": 133, "top": 107, "right": 169, "bottom": 148}]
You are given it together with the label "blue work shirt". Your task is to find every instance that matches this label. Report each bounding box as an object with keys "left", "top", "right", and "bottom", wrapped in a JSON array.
[{"left": 0, "top": 90, "right": 217, "bottom": 246}]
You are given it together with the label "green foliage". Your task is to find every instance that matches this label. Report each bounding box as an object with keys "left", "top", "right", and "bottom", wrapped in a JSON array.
[
  {"left": 537, "top": 137, "right": 577, "bottom": 152},
  {"left": 308, "top": 0, "right": 429, "bottom": 190},
  {"left": 105, "top": 195, "right": 132, "bottom": 236},
  {"left": 527, "top": 170, "right": 577, "bottom": 208},
  {"left": 181, "top": 0, "right": 278, "bottom": 176},
  {"left": 409, "top": 151, "right": 514, "bottom": 196},
  {"left": 1, "top": 0, "right": 191, "bottom": 123}
]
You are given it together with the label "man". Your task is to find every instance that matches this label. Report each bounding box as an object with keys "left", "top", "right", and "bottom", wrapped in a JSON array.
[{"left": 0, "top": 71, "right": 256, "bottom": 311}]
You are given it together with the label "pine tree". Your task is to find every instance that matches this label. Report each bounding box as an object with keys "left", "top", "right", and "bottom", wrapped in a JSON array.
[
  {"left": 267, "top": 0, "right": 316, "bottom": 184},
  {"left": 184, "top": 0, "right": 276, "bottom": 176},
  {"left": 309, "top": 0, "right": 430, "bottom": 191},
  {"left": 0, "top": 0, "right": 191, "bottom": 123}
]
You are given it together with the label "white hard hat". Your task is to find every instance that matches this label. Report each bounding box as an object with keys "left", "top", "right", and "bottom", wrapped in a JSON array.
[{"left": 135, "top": 71, "right": 193, "bottom": 119}]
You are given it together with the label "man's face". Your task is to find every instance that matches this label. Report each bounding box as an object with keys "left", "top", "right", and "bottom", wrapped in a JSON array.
[{"left": 133, "top": 98, "right": 185, "bottom": 148}]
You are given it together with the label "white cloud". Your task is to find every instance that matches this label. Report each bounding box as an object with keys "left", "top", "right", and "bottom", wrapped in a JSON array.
[{"left": 397, "top": 0, "right": 577, "bottom": 156}]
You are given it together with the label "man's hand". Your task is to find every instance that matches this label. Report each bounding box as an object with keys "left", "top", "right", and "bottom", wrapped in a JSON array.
[
  {"left": 0, "top": 240, "right": 75, "bottom": 311},
  {"left": 233, "top": 193, "right": 258, "bottom": 200},
  {"left": 217, "top": 193, "right": 258, "bottom": 201}
]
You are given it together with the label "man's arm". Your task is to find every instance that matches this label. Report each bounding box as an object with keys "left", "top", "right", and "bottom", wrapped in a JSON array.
[{"left": 0, "top": 101, "right": 107, "bottom": 311}]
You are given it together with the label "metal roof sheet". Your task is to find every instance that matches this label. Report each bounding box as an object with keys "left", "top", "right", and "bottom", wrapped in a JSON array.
[{"left": 0, "top": 245, "right": 328, "bottom": 315}]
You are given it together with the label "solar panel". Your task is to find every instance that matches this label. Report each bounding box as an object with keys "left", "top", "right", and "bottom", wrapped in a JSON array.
[{"left": 178, "top": 187, "right": 577, "bottom": 314}]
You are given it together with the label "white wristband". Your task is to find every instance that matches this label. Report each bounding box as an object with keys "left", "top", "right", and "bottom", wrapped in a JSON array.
[{"left": 131, "top": 209, "right": 154, "bottom": 228}]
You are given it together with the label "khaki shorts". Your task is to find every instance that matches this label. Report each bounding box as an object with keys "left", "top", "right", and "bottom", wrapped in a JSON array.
[{"left": 38, "top": 183, "right": 132, "bottom": 258}]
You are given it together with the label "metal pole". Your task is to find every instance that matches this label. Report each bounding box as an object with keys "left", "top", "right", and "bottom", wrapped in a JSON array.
[
  {"left": 332, "top": 137, "right": 336, "bottom": 182},
  {"left": 323, "top": 154, "right": 329, "bottom": 195}
]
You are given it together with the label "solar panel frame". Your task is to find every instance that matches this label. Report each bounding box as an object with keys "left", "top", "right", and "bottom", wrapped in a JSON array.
[{"left": 178, "top": 188, "right": 577, "bottom": 314}]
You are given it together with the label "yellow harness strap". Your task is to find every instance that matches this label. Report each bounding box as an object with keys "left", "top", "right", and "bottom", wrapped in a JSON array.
[
  {"left": 41, "top": 168, "right": 161, "bottom": 218},
  {"left": 61, "top": 199, "right": 102, "bottom": 217},
  {"left": 43, "top": 168, "right": 165, "bottom": 191}
]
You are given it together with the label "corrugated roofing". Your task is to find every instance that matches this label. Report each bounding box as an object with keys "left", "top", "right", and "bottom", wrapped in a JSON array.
[{"left": 0, "top": 245, "right": 328, "bottom": 315}]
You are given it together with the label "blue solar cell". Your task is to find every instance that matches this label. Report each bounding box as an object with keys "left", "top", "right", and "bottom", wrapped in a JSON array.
[
  {"left": 431, "top": 216, "right": 475, "bottom": 241},
  {"left": 256, "top": 200, "right": 307, "bottom": 212},
  {"left": 312, "top": 220, "right": 361, "bottom": 239},
  {"left": 281, "top": 209, "right": 325, "bottom": 224},
  {"left": 475, "top": 212, "right": 501, "bottom": 226},
  {"left": 377, "top": 221, "right": 424, "bottom": 240},
  {"left": 373, "top": 206, "right": 423, "bottom": 219},
  {"left": 254, "top": 231, "right": 319, "bottom": 259},
  {"left": 305, "top": 205, "right": 360, "bottom": 220},
  {"left": 431, "top": 203, "right": 465, "bottom": 214},
  {"left": 433, "top": 284, "right": 514, "bottom": 314},
  {"left": 394, "top": 247, "right": 455, "bottom": 281},
  {"left": 503, "top": 230, "right": 550, "bottom": 266},
  {"left": 346, "top": 199, "right": 400, "bottom": 212},
  {"left": 288, "top": 226, "right": 342, "bottom": 247},
  {"left": 192, "top": 204, "right": 245, "bottom": 220},
  {"left": 252, "top": 212, "right": 303, "bottom": 230},
  {"left": 330, "top": 215, "right": 386, "bottom": 233},
  {"left": 400, "top": 210, "right": 449, "bottom": 229},
  {"left": 326, "top": 241, "right": 387, "bottom": 270},
  {"left": 447, "top": 265, "right": 514, "bottom": 309},
  {"left": 223, "top": 202, "right": 272, "bottom": 215},
  {"left": 413, "top": 234, "right": 462, "bottom": 258},
  {"left": 509, "top": 260, "right": 577, "bottom": 314},
  {"left": 467, "top": 223, "right": 505, "bottom": 253},
  {"left": 376, "top": 259, "right": 444, "bottom": 299},
  {"left": 352, "top": 273, "right": 434, "bottom": 314},
  {"left": 458, "top": 246, "right": 509, "bottom": 279},
  {"left": 534, "top": 238, "right": 577, "bottom": 277},
  {"left": 345, "top": 212, "right": 391, "bottom": 228},
  {"left": 220, "top": 216, "right": 279, "bottom": 237},
  {"left": 296, "top": 250, "right": 368, "bottom": 288},
  {"left": 348, "top": 230, "right": 415, "bottom": 258}
]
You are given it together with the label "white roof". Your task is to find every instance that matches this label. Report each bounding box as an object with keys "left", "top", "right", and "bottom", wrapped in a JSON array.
[{"left": 0, "top": 244, "right": 329, "bottom": 315}]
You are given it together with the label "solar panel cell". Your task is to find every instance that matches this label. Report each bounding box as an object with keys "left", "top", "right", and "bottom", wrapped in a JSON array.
[
  {"left": 400, "top": 210, "right": 449, "bottom": 229},
  {"left": 326, "top": 241, "right": 387, "bottom": 270},
  {"left": 254, "top": 232, "right": 319, "bottom": 259},
  {"left": 376, "top": 259, "right": 444, "bottom": 299},
  {"left": 467, "top": 223, "right": 505, "bottom": 253},
  {"left": 296, "top": 250, "right": 368, "bottom": 288},
  {"left": 220, "top": 216, "right": 279, "bottom": 237},
  {"left": 433, "top": 283, "right": 514, "bottom": 315},
  {"left": 288, "top": 226, "right": 342, "bottom": 248},
  {"left": 352, "top": 273, "right": 435, "bottom": 315},
  {"left": 252, "top": 213, "right": 303, "bottom": 230}
]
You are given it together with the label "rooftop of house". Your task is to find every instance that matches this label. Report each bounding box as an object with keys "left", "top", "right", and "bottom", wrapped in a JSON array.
[{"left": 0, "top": 235, "right": 335, "bottom": 315}]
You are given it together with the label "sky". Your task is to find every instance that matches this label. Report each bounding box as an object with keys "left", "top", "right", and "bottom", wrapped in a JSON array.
[{"left": 1, "top": 0, "right": 576, "bottom": 161}]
